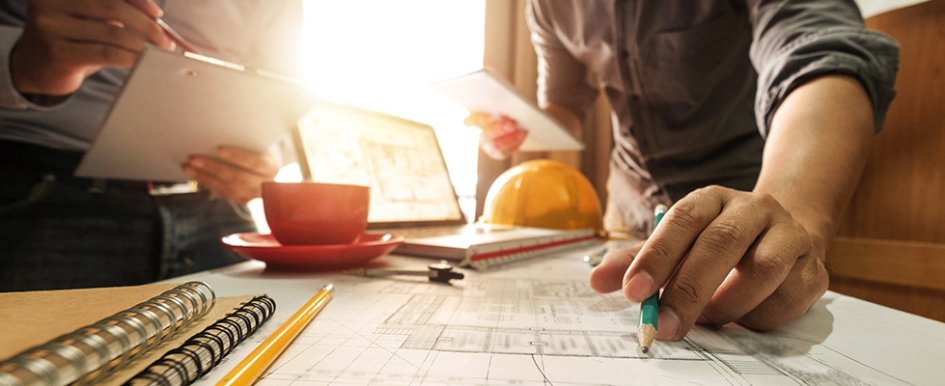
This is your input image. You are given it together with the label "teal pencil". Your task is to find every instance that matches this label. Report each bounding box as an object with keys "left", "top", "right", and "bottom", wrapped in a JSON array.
[{"left": 639, "top": 204, "right": 666, "bottom": 354}]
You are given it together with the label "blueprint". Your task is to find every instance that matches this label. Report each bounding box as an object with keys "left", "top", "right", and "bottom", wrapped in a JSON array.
[
  {"left": 189, "top": 246, "right": 942, "bottom": 385},
  {"left": 295, "top": 106, "right": 464, "bottom": 224}
]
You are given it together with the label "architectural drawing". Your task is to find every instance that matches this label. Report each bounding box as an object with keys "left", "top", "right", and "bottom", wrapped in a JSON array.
[
  {"left": 244, "top": 252, "right": 911, "bottom": 386},
  {"left": 296, "top": 107, "right": 463, "bottom": 223}
]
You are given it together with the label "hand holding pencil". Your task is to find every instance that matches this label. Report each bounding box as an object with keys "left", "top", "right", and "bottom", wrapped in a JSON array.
[
  {"left": 10, "top": 0, "right": 176, "bottom": 96},
  {"left": 589, "top": 186, "right": 828, "bottom": 341},
  {"left": 637, "top": 205, "right": 665, "bottom": 353}
]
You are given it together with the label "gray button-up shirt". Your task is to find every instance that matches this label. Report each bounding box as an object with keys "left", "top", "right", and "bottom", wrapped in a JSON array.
[{"left": 527, "top": 0, "right": 899, "bottom": 231}]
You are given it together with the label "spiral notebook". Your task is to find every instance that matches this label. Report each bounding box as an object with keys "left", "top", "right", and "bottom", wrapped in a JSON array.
[{"left": 0, "top": 282, "right": 275, "bottom": 386}]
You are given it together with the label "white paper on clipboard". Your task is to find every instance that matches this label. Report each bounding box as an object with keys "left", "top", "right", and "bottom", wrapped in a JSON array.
[
  {"left": 432, "top": 68, "right": 583, "bottom": 151},
  {"left": 76, "top": 46, "right": 313, "bottom": 182}
]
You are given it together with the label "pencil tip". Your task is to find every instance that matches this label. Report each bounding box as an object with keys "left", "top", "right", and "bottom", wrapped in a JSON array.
[{"left": 641, "top": 346, "right": 649, "bottom": 354}]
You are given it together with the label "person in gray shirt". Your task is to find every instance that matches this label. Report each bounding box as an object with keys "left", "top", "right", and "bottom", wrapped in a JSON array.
[
  {"left": 0, "top": 0, "right": 301, "bottom": 291},
  {"left": 472, "top": 0, "right": 899, "bottom": 339}
]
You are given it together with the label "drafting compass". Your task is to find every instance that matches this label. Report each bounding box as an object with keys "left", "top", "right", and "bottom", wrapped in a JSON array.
[{"left": 354, "top": 261, "right": 465, "bottom": 284}]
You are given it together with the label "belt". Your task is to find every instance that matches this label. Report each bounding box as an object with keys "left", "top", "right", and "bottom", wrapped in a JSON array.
[{"left": 0, "top": 140, "right": 195, "bottom": 195}]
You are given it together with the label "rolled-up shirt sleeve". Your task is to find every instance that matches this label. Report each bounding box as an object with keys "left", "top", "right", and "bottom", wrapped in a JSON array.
[
  {"left": 0, "top": 25, "right": 70, "bottom": 110},
  {"left": 0, "top": 25, "right": 32, "bottom": 109},
  {"left": 525, "top": 0, "right": 598, "bottom": 122},
  {"left": 749, "top": 0, "right": 899, "bottom": 136}
]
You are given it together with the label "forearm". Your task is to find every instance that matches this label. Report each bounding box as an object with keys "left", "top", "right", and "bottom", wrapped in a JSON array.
[
  {"left": 754, "top": 75, "right": 874, "bottom": 253},
  {"left": 540, "top": 101, "right": 583, "bottom": 138}
]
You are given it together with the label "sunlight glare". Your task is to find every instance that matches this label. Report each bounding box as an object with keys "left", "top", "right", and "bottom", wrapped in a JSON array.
[{"left": 299, "top": 1, "right": 484, "bottom": 218}]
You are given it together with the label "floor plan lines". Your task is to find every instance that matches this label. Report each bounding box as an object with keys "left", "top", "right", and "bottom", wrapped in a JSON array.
[{"left": 238, "top": 255, "right": 918, "bottom": 386}]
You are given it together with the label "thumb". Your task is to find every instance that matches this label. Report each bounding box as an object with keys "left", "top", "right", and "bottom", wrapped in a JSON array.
[{"left": 589, "top": 243, "right": 643, "bottom": 293}]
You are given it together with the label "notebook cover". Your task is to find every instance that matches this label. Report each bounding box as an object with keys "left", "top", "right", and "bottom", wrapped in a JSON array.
[{"left": 0, "top": 283, "right": 253, "bottom": 385}]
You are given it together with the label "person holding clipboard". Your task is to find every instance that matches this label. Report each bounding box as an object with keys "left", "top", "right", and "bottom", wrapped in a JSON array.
[
  {"left": 0, "top": 0, "right": 302, "bottom": 291},
  {"left": 467, "top": 0, "right": 899, "bottom": 343}
]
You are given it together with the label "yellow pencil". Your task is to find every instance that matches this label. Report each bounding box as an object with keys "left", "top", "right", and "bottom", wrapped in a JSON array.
[{"left": 216, "top": 284, "right": 334, "bottom": 386}]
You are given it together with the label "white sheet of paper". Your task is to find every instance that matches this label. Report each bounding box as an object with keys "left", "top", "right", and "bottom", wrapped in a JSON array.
[
  {"left": 856, "top": 0, "right": 930, "bottom": 17},
  {"left": 180, "top": 248, "right": 945, "bottom": 386},
  {"left": 75, "top": 47, "right": 312, "bottom": 182},
  {"left": 433, "top": 69, "right": 583, "bottom": 152}
]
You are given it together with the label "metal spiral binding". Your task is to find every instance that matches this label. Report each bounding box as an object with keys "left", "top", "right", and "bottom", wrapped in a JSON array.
[
  {"left": 126, "top": 295, "right": 276, "bottom": 386},
  {"left": 0, "top": 281, "right": 215, "bottom": 386}
]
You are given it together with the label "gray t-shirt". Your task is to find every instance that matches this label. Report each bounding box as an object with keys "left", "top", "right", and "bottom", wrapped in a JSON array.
[{"left": 527, "top": 0, "right": 899, "bottom": 232}]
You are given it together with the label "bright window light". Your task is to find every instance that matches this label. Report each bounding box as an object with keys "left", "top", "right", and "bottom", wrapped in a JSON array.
[
  {"left": 306, "top": 0, "right": 483, "bottom": 216},
  {"left": 252, "top": 1, "right": 485, "bottom": 232}
]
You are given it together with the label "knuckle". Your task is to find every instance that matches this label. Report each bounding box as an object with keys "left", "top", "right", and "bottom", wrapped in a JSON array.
[
  {"left": 807, "top": 260, "right": 830, "bottom": 296},
  {"left": 792, "top": 237, "right": 814, "bottom": 258},
  {"left": 748, "top": 253, "right": 787, "bottom": 279},
  {"left": 668, "top": 202, "right": 702, "bottom": 231},
  {"left": 669, "top": 273, "right": 704, "bottom": 306},
  {"left": 217, "top": 167, "right": 238, "bottom": 182},
  {"left": 145, "top": 22, "right": 164, "bottom": 40},
  {"left": 751, "top": 279, "right": 824, "bottom": 330},
  {"left": 701, "top": 221, "right": 742, "bottom": 254},
  {"left": 105, "top": 25, "right": 124, "bottom": 40},
  {"left": 33, "top": 13, "right": 52, "bottom": 29},
  {"left": 753, "top": 192, "right": 778, "bottom": 208},
  {"left": 701, "top": 185, "right": 728, "bottom": 197},
  {"left": 643, "top": 240, "right": 673, "bottom": 262},
  {"left": 98, "top": 45, "right": 118, "bottom": 60},
  {"left": 770, "top": 224, "right": 812, "bottom": 257},
  {"left": 765, "top": 235, "right": 805, "bottom": 259},
  {"left": 748, "top": 193, "right": 778, "bottom": 217},
  {"left": 791, "top": 224, "right": 814, "bottom": 250}
]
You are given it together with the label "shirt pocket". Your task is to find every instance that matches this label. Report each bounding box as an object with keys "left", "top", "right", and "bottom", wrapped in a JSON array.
[{"left": 640, "top": 10, "right": 751, "bottom": 126}]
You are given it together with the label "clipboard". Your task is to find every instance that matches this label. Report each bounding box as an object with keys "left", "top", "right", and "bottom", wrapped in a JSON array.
[
  {"left": 432, "top": 68, "right": 584, "bottom": 151},
  {"left": 76, "top": 46, "right": 313, "bottom": 182}
]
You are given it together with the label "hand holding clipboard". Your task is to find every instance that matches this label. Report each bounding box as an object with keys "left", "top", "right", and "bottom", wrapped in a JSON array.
[
  {"left": 76, "top": 47, "right": 312, "bottom": 184},
  {"left": 433, "top": 68, "right": 584, "bottom": 159}
]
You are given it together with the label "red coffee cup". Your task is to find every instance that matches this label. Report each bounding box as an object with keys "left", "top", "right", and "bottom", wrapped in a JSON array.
[{"left": 261, "top": 182, "right": 370, "bottom": 245}]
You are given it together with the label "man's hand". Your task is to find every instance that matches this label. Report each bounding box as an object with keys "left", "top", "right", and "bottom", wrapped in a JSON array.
[
  {"left": 183, "top": 146, "right": 279, "bottom": 204},
  {"left": 12, "top": 0, "right": 175, "bottom": 96},
  {"left": 589, "top": 186, "right": 828, "bottom": 340},
  {"left": 465, "top": 112, "right": 528, "bottom": 160}
]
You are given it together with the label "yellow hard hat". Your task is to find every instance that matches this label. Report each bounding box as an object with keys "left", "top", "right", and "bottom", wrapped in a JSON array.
[{"left": 478, "top": 159, "right": 605, "bottom": 235}]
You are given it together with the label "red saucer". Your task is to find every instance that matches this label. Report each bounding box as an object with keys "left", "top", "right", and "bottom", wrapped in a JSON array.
[{"left": 221, "top": 232, "right": 403, "bottom": 270}]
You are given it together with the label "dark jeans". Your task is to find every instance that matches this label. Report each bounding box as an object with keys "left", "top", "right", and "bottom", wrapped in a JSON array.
[{"left": 0, "top": 142, "right": 254, "bottom": 292}]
